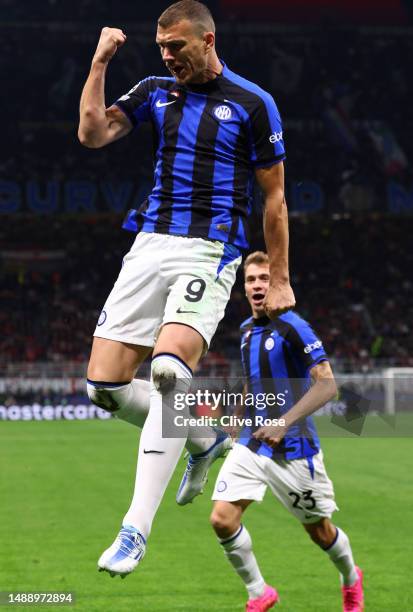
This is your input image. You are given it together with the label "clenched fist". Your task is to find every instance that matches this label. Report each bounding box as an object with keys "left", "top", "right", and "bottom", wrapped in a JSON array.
[
  {"left": 263, "top": 282, "right": 296, "bottom": 319},
  {"left": 253, "top": 423, "right": 286, "bottom": 448},
  {"left": 93, "top": 27, "right": 127, "bottom": 64}
]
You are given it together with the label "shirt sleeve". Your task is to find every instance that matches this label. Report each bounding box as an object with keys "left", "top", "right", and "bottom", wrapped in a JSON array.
[
  {"left": 248, "top": 93, "right": 286, "bottom": 168},
  {"left": 114, "top": 77, "right": 153, "bottom": 128},
  {"left": 286, "top": 318, "right": 328, "bottom": 371}
]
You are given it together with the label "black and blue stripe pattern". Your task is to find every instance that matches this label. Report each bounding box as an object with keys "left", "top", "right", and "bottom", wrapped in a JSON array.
[
  {"left": 238, "top": 311, "right": 328, "bottom": 461},
  {"left": 116, "top": 61, "right": 285, "bottom": 250}
]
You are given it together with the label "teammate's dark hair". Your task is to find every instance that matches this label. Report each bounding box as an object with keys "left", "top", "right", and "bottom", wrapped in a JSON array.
[
  {"left": 158, "top": 1, "right": 215, "bottom": 37},
  {"left": 244, "top": 251, "right": 269, "bottom": 273}
]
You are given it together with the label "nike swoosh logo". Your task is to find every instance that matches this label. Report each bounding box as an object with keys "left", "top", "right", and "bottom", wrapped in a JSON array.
[
  {"left": 156, "top": 99, "right": 177, "bottom": 108},
  {"left": 143, "top": 449, "right": 165, "bottom": 454},
  {"left": 176, "top": 307, "right": 198, "bottom": 314}
]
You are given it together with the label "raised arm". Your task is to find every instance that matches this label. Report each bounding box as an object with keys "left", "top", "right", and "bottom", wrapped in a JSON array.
[
  {"left": 78, "top": 27, "right": 133, "bottom": 149},
  {"left": 255, "top": 161, "right": 296, "bottom": 318}
]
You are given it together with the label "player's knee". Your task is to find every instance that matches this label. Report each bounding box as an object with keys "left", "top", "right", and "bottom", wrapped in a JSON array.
[
  {"left": 210, "top": 507, "right": 238, "bottom": 537},
  {"left": 151, "top": 353, "right": 191, "bottom": 395},
  {"left": 87, "top": 381, "right": 121, "bottom": 413},
  {"left": 304, "top": 519, "right": 335, "bottom": 548},
  {"left": 152, "top": 360, "right": 176, "bottom": 394}
]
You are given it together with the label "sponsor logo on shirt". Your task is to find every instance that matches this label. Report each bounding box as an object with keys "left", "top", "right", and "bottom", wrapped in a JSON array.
[
  {"left": 304, "top": 340, "right": 323, "bottom": 354},
  {"left": 269, "top": 131, "right": 283, "bottom": 143}
]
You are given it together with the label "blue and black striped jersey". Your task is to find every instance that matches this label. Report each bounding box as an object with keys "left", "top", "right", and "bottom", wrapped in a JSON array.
[
  {"left": 116, "top": 61, "right": 285, "bottom": 250},
  {"left": 238, "top": 311, "right": 328, "bottom": 460}
]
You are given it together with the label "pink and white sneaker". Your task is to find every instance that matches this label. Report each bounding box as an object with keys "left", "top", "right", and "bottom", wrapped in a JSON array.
[
  {"left": 246, "top": 585, "right": 279, "bottom": 612},
  {"left": 342, "top": 567, "right": 364, "bottom": 611}
]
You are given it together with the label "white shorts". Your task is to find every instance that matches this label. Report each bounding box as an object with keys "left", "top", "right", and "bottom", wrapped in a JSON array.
[
  {"left": 212, "top": 443, "right": 338, "bottom": 524},
  {"left": 94, "top": 232, "right": 241, "bottom": 349}
]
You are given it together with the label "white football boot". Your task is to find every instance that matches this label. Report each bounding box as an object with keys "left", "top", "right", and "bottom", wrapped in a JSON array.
[
  {"left": 176, "top": 432, "right": 233, "bottom": 505},
  {"left": 98, "top": 525, "right": 146, "bottom": 578}
]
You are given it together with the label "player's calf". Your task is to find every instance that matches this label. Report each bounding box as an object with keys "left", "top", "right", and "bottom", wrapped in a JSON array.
[
  {"left": 214, "top": 523, "right": 278, "bottom": 609},
  {"left": 305, "top": 522, "right": 363, "bottom": 611},
  {"left": 120, "top": 353, "right": 193, "bottom": 539},
  {"left": 304, "top": 517, "right": 337, "bottom": 549}
]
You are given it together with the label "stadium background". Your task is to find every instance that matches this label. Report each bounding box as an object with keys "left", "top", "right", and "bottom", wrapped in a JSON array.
[{"left": 1, "top": 1, "right": 412, "bottom": 610}]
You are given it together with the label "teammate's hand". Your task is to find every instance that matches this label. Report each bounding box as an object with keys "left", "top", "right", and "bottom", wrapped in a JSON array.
[
  {"left": 253, "top": 424, "right": 286, "bottom": 448},
  {"left": 263, "top": 282, "right": 296, "bottom": 319},
  {"left": 93, "top": 27, "right": 127, "bottom": 64}
]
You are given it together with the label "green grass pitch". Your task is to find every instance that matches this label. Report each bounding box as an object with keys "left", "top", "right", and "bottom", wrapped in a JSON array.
[{"left": 1, "top": 419, "right": 412, "bottom": 611}]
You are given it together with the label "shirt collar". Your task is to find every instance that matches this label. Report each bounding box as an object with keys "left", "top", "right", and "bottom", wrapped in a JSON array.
[{"left": 252, "top": 315, "right": 271, "bottom": 327}]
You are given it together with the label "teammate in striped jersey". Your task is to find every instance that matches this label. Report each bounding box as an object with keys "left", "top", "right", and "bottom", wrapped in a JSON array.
[
  {"left": 78, "top": 0, "right": 295, "bottom": 577},
  {"left": 210, "top": 252, "right": 364, "bottom": 612}
]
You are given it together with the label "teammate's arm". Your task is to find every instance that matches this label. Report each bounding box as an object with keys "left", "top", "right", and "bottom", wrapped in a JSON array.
[
  {"left": 255, "top": 162, "right": 296, "bottom": 318},
  {"left": 253, "top": 360, "right": 337, "bottom": 448},
  {"left": 78, "top": 27, "right": 132, "bottom": 148}
]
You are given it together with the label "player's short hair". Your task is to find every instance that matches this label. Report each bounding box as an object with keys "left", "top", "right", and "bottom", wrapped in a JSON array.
[
  {"left": 158, "top": 0, "right": 215, "bottom": 37},
  {"left": 244, "top": 251, "right": 269, "bottom": 273}
]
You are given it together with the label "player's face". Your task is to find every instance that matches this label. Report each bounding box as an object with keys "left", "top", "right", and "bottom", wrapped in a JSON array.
[
  {"left": 244, "top": 263, "right": 270, "bottom": 318},
  {"left": 156, "top": 20, "right": 211, "bottom": 84}
]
